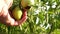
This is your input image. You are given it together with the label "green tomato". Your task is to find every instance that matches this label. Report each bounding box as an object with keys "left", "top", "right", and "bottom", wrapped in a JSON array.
[
  {"left": 21, "top": 0, "right": 35, "bottom": 8},
  {"left": 12, "top": 6, "right": 22, "bottom": 20}
]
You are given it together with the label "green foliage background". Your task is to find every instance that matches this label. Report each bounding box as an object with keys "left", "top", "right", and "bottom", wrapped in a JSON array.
[{"left": 0, "top": 0, "right": 60, "bottom": 34}]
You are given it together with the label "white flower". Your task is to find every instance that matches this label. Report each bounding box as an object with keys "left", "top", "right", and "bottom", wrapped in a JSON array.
[
  {"left": 34, "top": 10, "right": 40, "bottom": 15},
  {"left": 46, "top": 2, "right": 49, "bottom": 5},
  {"left": 36, "top": 17, "right": 39, "bottom": 24},
  {"left": 30, "top": 0, "right": 35, "bottom": 5},
  {"left": 52, "top": 5, "right": 56, "bottom": 8},
  {"left": 45, "top": 24, "right": 51, "bottom": 30},
  {"left": 46, "top": 6, "right": 50, "bottom": 10},
  {"left": 52, "top": 2, "right": 57, "bottom": 8}
]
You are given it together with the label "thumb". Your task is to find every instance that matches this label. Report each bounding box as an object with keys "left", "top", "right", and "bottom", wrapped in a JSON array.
[{"left": 4, "top": 0, "right": 13, "bottom": 8}]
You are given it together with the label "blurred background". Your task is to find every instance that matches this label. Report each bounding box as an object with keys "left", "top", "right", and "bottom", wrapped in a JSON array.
[{"left": 0, "top": 0, "right": 60, "bottom": 34}]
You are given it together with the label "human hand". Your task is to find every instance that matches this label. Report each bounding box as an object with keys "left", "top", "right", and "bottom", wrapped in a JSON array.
[{"left": 0, "top": 0, "right": 27, "bottom": 26}]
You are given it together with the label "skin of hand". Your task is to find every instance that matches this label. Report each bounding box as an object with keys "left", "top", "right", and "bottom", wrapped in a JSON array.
[{"left": 0, "top": 0, "right": 27, "bottom": 26}]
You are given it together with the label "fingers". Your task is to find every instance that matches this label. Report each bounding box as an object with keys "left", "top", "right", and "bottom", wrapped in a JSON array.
[
  {"left": 17, "top": 15, "right": 27, "bottom": 25},
  {"left": 6, "top": 12, "right": 18, "bottom": 26}
]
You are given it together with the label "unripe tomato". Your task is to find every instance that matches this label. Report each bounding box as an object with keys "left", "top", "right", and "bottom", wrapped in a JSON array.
[
  {"left": 21, "top": 0, "right": 35, "bottom": 8},
  {"left": 12, "top": 6, "right": 22, "bottom": 20}
]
